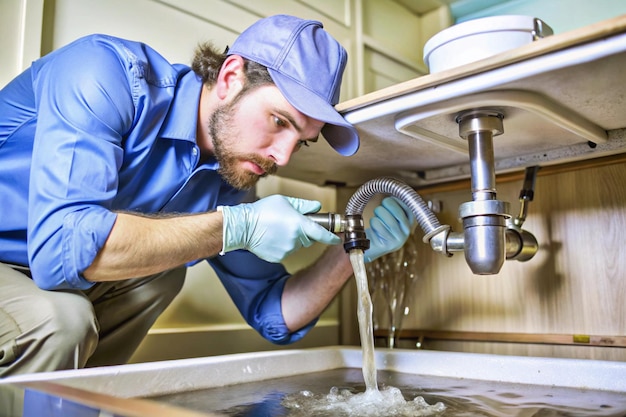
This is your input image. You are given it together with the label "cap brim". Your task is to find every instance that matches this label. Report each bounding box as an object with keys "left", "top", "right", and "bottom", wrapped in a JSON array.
[{"left": 269, "top": 68, "right": 360, "bottom": 156}]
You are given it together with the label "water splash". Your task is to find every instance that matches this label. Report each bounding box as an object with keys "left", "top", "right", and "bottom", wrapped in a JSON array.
[{"left": 283, "top": 385, "right": 445, "bottom": 416}]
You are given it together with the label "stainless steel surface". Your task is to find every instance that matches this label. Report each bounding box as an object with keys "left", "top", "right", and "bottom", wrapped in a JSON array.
[
  {"left": 505, "top": 166, "right": 540, "bottom": 262},
  {"left": 459, "top": 199, "right": 508, "bottom": 274},
  {"left": 346, "top": 177, "right": 441, "bottom": 234},
  {"left": 344, "top": 177, "right": 449, "bottom": 256},
  {"left": 458, "top": 111, "right": 502, "bottom": 200},
  {"left": 277, "top": 17, "right": 626, "bottom": 187},
  {"left": 456, "top": 111, "right": 510, "bottom": 274},
  {"left": 306, "top": 212, "right": 346, "bottom": 233},
  {"left": 532, "top": 17, "right": 554, "bottom": 40},
  {"left": 505, "top": 226, "right": 539, "bottom": 262}
]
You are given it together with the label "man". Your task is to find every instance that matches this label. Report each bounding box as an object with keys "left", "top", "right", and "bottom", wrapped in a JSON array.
[{"left": 0, "top": 14, "right": 413, "bottom": 376}]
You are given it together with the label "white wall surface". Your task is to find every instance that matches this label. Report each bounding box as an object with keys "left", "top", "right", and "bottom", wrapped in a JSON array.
[
  {"left": 0, "top": 0, "right": 44, "bottom": 87},
  {"left": 46, "top": 0, "right": 245, "bottom": 65}
]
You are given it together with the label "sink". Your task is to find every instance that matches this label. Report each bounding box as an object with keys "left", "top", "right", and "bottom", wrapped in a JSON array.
[
  {"left": 278, "top": 15, "right": 626, "bottom": 187},
  {"left": 3, "top": 347, "right": 626, "bottom": 416}
]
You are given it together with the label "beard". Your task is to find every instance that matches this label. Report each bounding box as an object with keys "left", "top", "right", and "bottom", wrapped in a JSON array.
[{"left": 208, "top": 99, "right": 278, "bottom": 190}]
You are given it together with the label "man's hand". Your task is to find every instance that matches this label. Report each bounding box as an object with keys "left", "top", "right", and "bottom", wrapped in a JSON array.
[
  {"left": 364, "top": 197, "right": 415, "bottom": 263},
  {"left": 219, "top": 195, "right": 341, "bottom": 262}
]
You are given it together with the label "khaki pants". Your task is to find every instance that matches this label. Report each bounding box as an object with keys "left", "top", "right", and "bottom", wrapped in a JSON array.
[{"left": 0, "top": 263, "right": 185, "bottom": 377}]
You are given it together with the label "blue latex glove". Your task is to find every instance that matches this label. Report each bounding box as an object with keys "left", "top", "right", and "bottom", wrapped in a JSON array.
[
  {"left": 219, "top": 195, "right": 342, "bottom": 263},
  {"left": 364, "top": 197, "right": 415, "bottom": 263}
]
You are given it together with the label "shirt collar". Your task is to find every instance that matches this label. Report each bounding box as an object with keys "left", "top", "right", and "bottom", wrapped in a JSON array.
[{"left": 159, "top": 69, "right": 202, "bottom": 143}]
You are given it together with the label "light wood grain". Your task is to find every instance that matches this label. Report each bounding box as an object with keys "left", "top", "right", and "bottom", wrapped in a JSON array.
[
  {"left": 373, "top": 160, "right": 626, "bottom": 360},
  {"left": 375, "top": 329, "right": 626, "bottom": 347}
]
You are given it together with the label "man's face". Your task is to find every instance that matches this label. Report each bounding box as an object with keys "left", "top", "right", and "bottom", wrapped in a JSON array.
[{"left": 208, "top": 85, "right": 324, "bottom": 190}]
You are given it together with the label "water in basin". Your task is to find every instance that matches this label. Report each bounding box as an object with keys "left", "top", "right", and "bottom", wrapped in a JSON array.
[{"left": 148, "top": 367, "right": 626, "bottom": 416}]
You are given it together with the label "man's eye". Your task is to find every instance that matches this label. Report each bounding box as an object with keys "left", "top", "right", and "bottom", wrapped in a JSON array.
[{"left": 273, "top": 116, "right": 287, "bottom": 127}]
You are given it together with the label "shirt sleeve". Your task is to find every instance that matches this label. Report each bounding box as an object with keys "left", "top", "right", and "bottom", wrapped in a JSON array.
[
  {"left": 207, "top": 251, "right": 317, "bottom": 344},
  {"left": 28, "top": 36, "right": 136, "bottom": 290}
]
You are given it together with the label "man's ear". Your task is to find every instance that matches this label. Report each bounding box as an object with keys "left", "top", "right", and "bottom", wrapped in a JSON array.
[{"left": 215, "top": 55, "right": 246, "bottom": 100}]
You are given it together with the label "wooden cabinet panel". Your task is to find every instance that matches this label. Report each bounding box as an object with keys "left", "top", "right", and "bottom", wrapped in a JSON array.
[
  {"left": 46, "top": 0, "right": 252, "bottom": 63},
  {"left": 386, "top": 161, "right": 626, "bottom": 360},
  {"left": 363, "top": 47, "right": 421, "bottom": 93},
  {"left": 299, "top": 0, "right": 351, "bottom": 26},
  {"left": 361, "top": 0, "right": 422, "bottom": 65}
]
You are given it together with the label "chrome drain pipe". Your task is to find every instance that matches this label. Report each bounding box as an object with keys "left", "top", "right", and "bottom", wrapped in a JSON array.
[
  {"left": 307, "top": 111, "right": 538, "bottom": 274},
  {"left": 456, "top": 110, "right": 510, "bottom": 274}
]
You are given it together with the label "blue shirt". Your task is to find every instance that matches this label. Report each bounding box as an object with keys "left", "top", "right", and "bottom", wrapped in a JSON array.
[{"left": 0, "top": 34, "right": 313, "bottom": 344}]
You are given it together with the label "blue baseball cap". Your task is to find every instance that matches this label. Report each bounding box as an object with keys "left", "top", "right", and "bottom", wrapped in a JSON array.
[{"left": 227, "top": 14, "right": 360, "bottom": 156}]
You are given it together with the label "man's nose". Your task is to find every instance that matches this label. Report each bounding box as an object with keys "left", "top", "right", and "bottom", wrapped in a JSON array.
[{"left": 269, "top": 134, "right": 299, "bottom": 166}]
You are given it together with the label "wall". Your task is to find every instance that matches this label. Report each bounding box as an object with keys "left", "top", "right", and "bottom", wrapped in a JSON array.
[
  {"left": 0, "top": 0, "right": 447, "bottom": 91},
  {"left": 0, "top": 0, "right": 44, "bottom": 87},
  {"left": 453, "top": 0, "right": 626, "bottom": 34}
]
